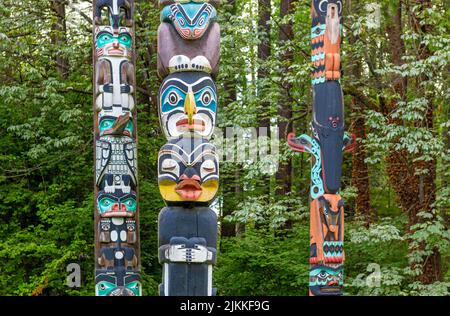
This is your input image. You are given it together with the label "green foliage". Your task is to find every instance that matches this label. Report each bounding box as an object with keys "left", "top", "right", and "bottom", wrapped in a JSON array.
[
  {"left": 215, "top": 225, "right": 310, "bottom": 296},
  {"left": 0, "top": 0, "right": 448, "bottom": 296}
]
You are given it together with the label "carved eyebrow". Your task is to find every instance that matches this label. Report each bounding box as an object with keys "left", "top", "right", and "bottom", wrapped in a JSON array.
[
  {"left": 192, "top": 78, "right": 216, "bottom": 93},
  {"left": 160, "top": 79, "right": 188, "bottom": 93},
  {"left": 159, "top": 149, "right": 189, "bottom": 165},
  {"left": 96, "top": 30, "right": 114, "bottom": 38}
]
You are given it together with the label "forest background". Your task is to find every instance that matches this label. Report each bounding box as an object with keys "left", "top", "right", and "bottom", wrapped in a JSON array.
[{"left": 0, "top": 0, "right": 448, "bottom": 296}]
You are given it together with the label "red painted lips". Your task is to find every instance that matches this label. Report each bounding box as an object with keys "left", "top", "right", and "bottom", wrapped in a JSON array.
[
  {"left": 176, "top": 118, "right": 206, "bottom": 132},
  {"left": 175, "top": 179, "right": 202, "bottom": 201}
]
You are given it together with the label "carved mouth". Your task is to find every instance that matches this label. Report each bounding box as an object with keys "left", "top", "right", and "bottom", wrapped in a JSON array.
[
  {"left": 108, "top": 48, "right": 124, "bottom": 55},
  {"left": 327, "top": 280, "right": 339, "bottom": 286},
  {"left": 176, "top": 118, "right": 206, "bottom": 132},
  {"left": 175, "top": 179, "right": 202, "bottom": 201}
]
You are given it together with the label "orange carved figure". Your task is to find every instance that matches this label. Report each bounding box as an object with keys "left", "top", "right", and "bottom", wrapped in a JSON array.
[
  {"left": 323, "top": 3, "right": 341, "bottom": 80},
  {"left": 310, "top": 194, "right": 345, "bottom": 264}
]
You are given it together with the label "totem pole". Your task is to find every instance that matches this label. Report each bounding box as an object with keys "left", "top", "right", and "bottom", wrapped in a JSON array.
[
  {"left": 93, "top": 0, "right": 141, "bottom": 296},
  {"left": 156, "top": 0, "right": 221, "bottom": 296},
  {"left": 287, "top": 0, "right": 355, "bottom": 296}
]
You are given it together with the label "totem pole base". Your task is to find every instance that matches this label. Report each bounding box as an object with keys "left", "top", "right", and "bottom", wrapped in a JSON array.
[{"left": 158, "top": 206, "right": 218, "bottom": 296}]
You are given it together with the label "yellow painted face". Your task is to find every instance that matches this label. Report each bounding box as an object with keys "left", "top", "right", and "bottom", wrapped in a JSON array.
[{"left": 158, "top": 137, "right": 219, "bottom": 204}]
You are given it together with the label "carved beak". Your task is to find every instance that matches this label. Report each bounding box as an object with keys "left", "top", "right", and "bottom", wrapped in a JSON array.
[{"left": 184, "top": 88, "right": 196, "bottom": 125}]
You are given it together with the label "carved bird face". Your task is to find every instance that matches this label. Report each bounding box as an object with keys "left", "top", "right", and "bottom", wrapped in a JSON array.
[
  {"left": 159, "top": 72, "right": 217, "bottom": 139},
  {"left": 95, "top": 26, "right": 132, "bottom": 58},
  {"left": 158, "top": 137, "right": 219, "bottom": 204},
  {"left": 161, "top": 3, "right": 216, "bottom": 40}
]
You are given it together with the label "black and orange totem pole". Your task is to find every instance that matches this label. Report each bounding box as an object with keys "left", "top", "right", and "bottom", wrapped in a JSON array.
[
  {"left": 156, "top": 0, "right": 221, "bottom": 295},
  {"left": 93, "top": 0, "right": 141, "bottom": 296},
  {"left": 287, "top": 0, "right": 355, "bottom": 296}
]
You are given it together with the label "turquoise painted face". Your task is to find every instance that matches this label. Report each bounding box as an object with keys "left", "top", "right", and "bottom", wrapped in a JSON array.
[
  {"left": 95, "top": 274, "right": 141, "bottom": 296},
  {"left": 97, "top": 190, "right": 137, "bottom": 217},
  {"left": 95, "top": 27, "right": 132, "bottom": 57},
  {"left": 97, "top": 31, "right": 132, "bottom": 49},
  {"left": 125, "top": 281, "right": 141, "bottom": 296},
  {"left": 309, "top": 264, "right": 343, "bottom": 295},
  {"left": 96, "top": 281, "right": 117, "bottom": 296},
  {"left": 161, "top": 3, "right": 217, "bottom": 40}
]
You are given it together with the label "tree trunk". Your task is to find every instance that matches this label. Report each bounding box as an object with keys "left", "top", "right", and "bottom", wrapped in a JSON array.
[
  {"left": 220, "top": 0, "right": 240, "bottom": 238},
  {"left": 257, "top": 0, "right": 271, "bottom": 131},
  {"left": 275, "top": 0, "right": 295, "bottom": 229},
  {"left": 50, "top": 0, "right": 69, "bottom": 79},
  {"left": 409, "top": 0, "right": 441, "bottom": 284},
  {"left": 385, "top": 0, "right": 441, "bottom": 283},
  {"left": 347, "top": 0, "right": 372, "bottom": 224}
]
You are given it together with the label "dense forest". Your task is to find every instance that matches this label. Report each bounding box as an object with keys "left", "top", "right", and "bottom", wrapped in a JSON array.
[{"left": 0, "top": 0, "right": 448, "bottom": 296}]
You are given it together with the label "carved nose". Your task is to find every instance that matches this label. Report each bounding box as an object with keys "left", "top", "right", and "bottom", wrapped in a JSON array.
[
  {"left": 113, "top": 41, "right": 119, "bottom": 48},
  {"left": 112, "top": 204, "right": 120, "bottom": 212},
  {"left": 180, "top": 174, "right": 200, "bottom": 181}
]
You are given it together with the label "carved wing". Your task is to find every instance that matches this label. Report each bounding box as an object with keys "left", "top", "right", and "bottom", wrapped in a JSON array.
[
  {"left": 96, "top": 139, "right": 112, "bottom": 186},
  {"left": 124, "top": 141, "right": 137, "bottom": 186}
]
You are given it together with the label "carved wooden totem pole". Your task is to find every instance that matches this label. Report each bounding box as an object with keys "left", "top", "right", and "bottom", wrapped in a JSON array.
[
  {"left": 157, "top": 0, "right": 221, "bottom": 296},
  {"left": 93, "top": 0, "right": 141, "bottom": 296},
  {"left": 287, "top": 0, "right": 355, "bottom": 296}
]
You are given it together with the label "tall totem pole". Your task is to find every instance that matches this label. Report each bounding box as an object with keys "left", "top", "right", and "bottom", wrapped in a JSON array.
[
  {"left": 93, "top": 0, "right": 141, "bottom": 296},
  {"left": 156, "top": 0, "right": 221, "bottom": 295},
  {"left": 287, "top": 0, "right": 355, "bottom": 296}
]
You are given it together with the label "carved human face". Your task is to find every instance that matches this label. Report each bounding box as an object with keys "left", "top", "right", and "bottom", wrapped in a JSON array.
[
  {"left": 158, "top": 137, "right": 219, "bottom": 204},
  {"left": 159, "top": 72, "right": 217, "bottom": 139},
  {"left": 95, "top": 26, "right": 132, "bottom": 58},
  {"left": 161, "top": 3, "right": 217, "bottom": 40},
  {"left": 97, "top": 189, "right": 137, "bottom": 217}
]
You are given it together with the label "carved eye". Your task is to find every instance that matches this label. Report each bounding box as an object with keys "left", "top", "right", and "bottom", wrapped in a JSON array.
[
  {"left": 123, "top": 198, "right": 136, "bottom": 210},
  {"left": 101, "top": 223, "right": 110, "bottom": 230},
  {"left": 201, "top": 159, "right": 216, "bottom": 179},
  {"left": 198, "top": 17, "right": 205, "bottom": 27},
  {"left": 167, "top": 91, "right": 181, "bottom": 106},
  {"left": 161, "top": 158, "right": 180, "bottom": 177},
  {"left": 162, "top": 159, "right": 177, "bottom": 170},
  {"left": 201, "top": 91, "right": 212, "bottom": 105},
  {"left": 178, "top": 18, "right": 185, "bottom": 26},
  {"left": 318, "top": 271, "right": 328, "bottom": 279},
  {"left": 337, "top": 1, "right": 343, "bottom": 14},
  {"left": 319, "top": 0, "right": 328, "bottom": 12}
]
